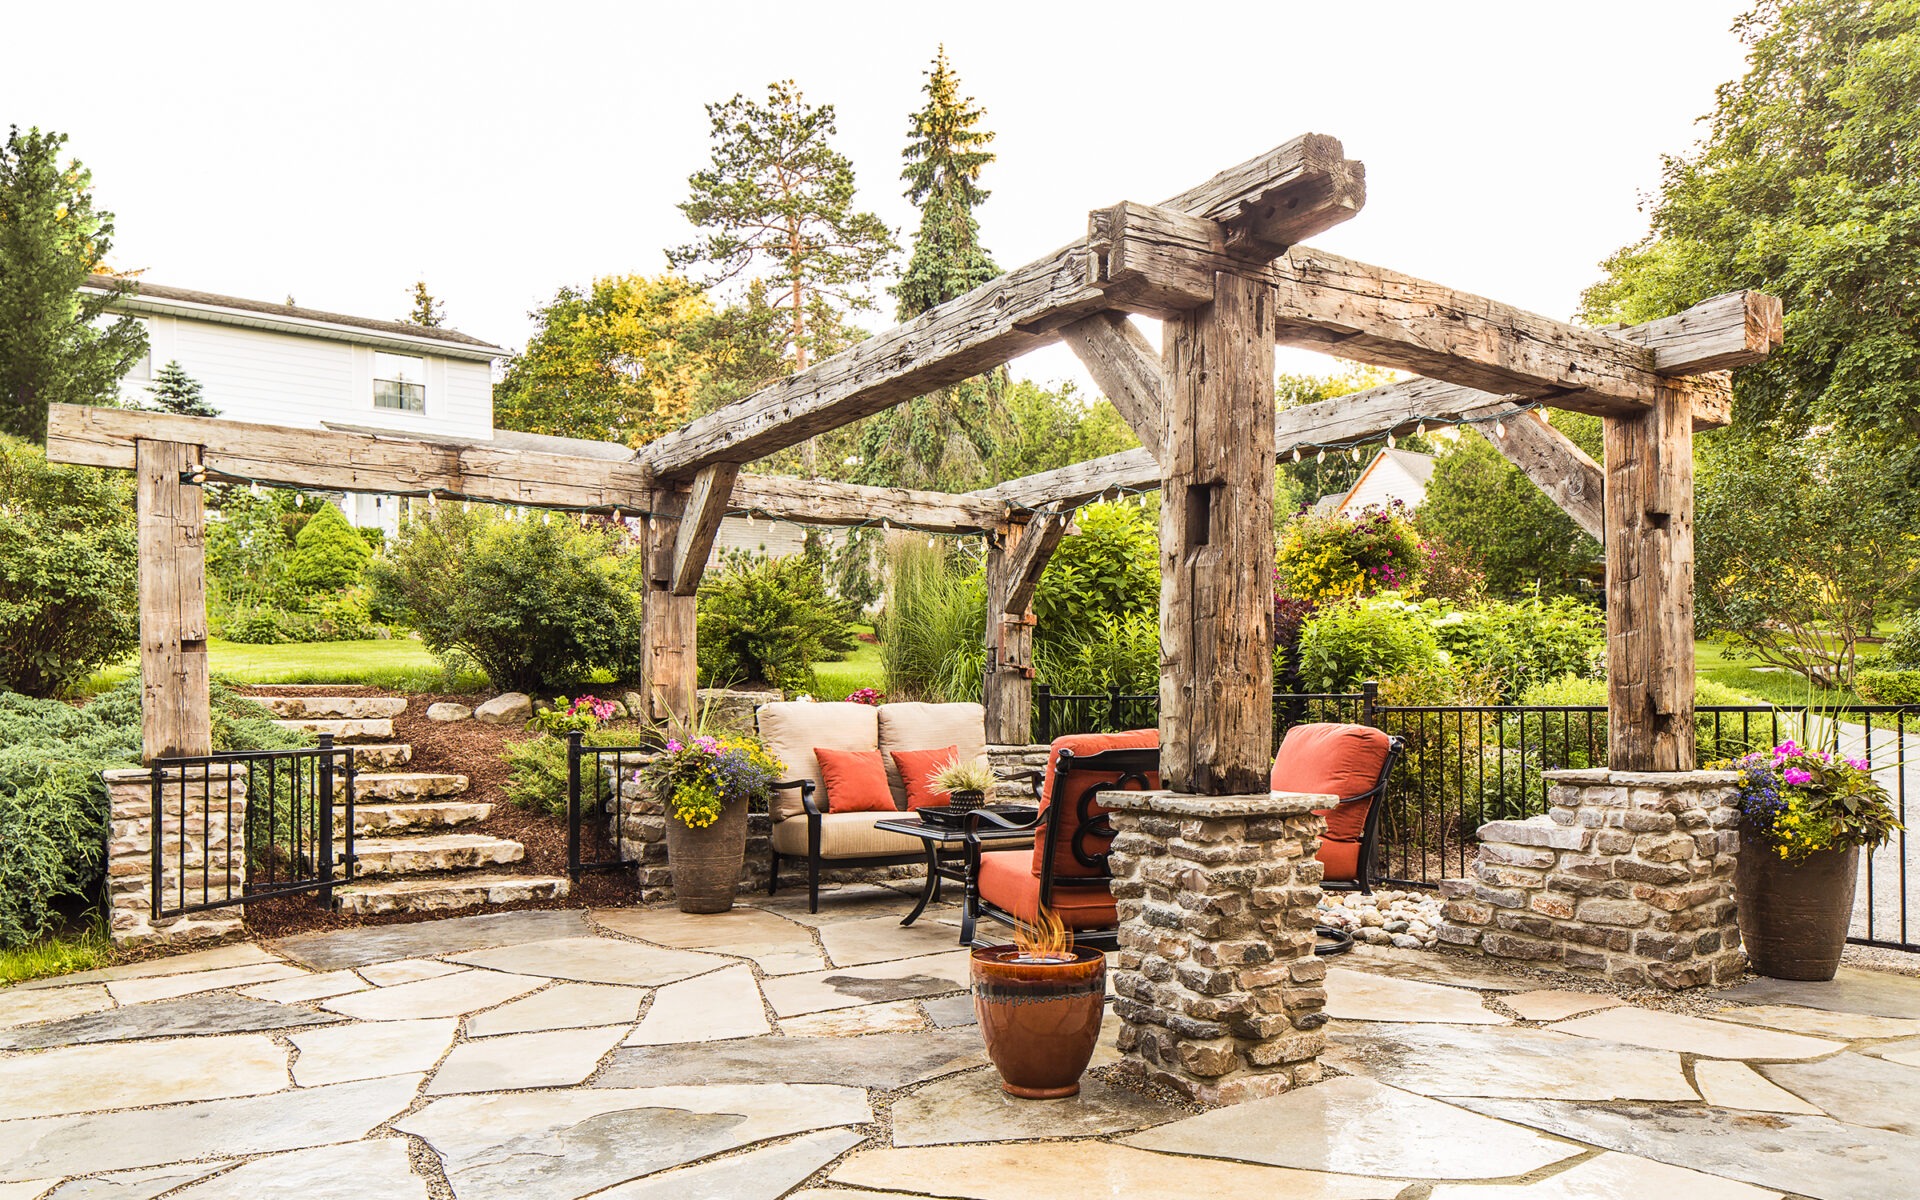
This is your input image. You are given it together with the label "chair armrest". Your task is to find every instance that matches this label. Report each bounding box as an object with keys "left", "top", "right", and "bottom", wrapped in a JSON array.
[
  {"left": 963, "top": 807, "right": 1039, "bottom": 843},
  {"left": 771, "top": 778, "right": 821, "bottom": 818}
]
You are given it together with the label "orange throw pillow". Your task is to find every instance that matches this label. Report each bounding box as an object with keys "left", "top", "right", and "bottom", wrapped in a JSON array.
[
  {"left": 813, "top": 747, "right": 897, "bottom": 813},
  {"left": 891, "top": 745, "right": 959, "bottom": 810}
]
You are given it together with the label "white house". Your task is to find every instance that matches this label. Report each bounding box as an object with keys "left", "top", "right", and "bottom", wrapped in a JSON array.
[
  {"left": 1312, "top": 447, "right": 1437, "bottom": 518},
  {"left": 90, "top": 277, "right": 505, "bottom": 534}
]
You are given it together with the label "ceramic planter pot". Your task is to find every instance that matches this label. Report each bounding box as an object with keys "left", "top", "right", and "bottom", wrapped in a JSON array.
[
  {"left": 1735, "top": 841, "right": 1859, "bottom": 981},
  {"left": 949, "top": 788, "right": 987, "bottom": 813},
  {"left": 971, "top": 944, "right": 1106, "bottom": 1098},
  {"left": 665, "top": 798, "right": 748, "bottom": 914}
]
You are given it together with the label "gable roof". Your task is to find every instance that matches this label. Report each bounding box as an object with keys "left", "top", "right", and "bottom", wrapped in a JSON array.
[{"left": 1338, "top": 447, "right": 1437, "bottom": 513}]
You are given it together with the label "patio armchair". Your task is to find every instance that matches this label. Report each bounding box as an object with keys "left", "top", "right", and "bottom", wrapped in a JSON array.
[
  {"left": 1268, "top": 722, "right": 1403, "bottom": 955},
  {"left": 963, "top": 730, "right": 1160, "bottom": 950}
]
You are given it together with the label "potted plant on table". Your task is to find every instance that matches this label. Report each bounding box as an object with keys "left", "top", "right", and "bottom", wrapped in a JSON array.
[
  {"left": 642, "top": 733, "right": 784, "bottom": 914},
  {"left": 1726, "top": 739, "right": 1901, "bottom": 980},
  {"left": 972, "top": 907, "right": 1107, "bottom": 1099},
  {"left": 928, "top": 754, "right": 996, "bottom": 813}
]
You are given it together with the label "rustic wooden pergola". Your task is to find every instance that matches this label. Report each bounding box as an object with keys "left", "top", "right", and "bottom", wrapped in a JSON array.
[{"left": 49, "top": 133, "right": 1780, "bottom": 790}]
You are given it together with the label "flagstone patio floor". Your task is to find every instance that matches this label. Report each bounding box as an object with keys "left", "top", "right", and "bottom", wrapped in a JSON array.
[{"left": 3, "top": 883, "right": 1919, "bottom": 1199}]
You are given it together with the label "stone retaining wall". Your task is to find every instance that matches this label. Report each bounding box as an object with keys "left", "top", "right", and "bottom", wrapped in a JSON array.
[
  {"left": 1105, "top": 789, "right": 1332, "bottom": 1105},
  {"left": 1434, "top": 768, "right": 1745, "bottom": 990},
  {"left": 102, "top": 766, "right": 250, "bottom": 949}
]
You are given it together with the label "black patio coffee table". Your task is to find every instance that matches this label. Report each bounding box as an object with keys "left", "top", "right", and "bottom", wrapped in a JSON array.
[{"left": 874, "top": 809, "right": 1036, "bottom": 938}]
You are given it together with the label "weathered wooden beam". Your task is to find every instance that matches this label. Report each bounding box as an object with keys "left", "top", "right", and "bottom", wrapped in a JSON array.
[
  {"left": 1058, "top": 313, "right": 1166, "bottom": 461},
  {"left": 669, "top": 463, "right": 741, "bottom": 596},
  {"left": 983, "top": 514, "right": 1070, "bottom": 746},
  {"left": 632, "top": 135, "right": 1364, "bottom": 481},
  {"left": 136, "top": 440, "right": 211, "bottom": 761},
  {"left": 1160, "top": 271, "right": 1277, "bottom": 795},
  {"left": 1489, "top": 410, "right": 1606, "bottom": 541},
  {"left": 1611, "top": 290, "right": 1783, "bottom": 373},
  {"left": 726, "top": 473, "right": 1005, "bottom": 533},
  {"left": 642, "top": 493, "right": 698, "bottom": 729},
  {"left": 1001, "top": 510, "right": 1071, "bottom": 616}
]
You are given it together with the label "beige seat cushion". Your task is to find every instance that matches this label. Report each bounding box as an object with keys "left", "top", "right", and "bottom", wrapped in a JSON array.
[
  {"left": 770, "top": 811, "right": 927, "bottom": 859},
  {"left": 877, "top": 701, "right": 987, "bottom": 807},
  {"left": 757, "top": 701, "right": 881, "bottom": 822}
]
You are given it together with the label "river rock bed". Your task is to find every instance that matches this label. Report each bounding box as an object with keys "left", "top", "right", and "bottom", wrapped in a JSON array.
[{"left": 1317, "top": 889, "right": 1443, "bottom": 949}]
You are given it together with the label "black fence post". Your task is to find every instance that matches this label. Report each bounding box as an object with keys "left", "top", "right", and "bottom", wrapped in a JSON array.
[
  {"left": 1362, "top": 680, "right": 1379, "bottom": 728},
  {"left": 317, "top": 734, "right": 335, "bottom": 906},
  {"left": 149, "top": 759, "right": 165, "bottom": 922},
  {"left": 1107, "top": 687, "right": 1123, "bottom": 733},
  {"left": 1036, "top": 684, "right": 1052, "bottom": 745},
  {"left": 567, "top": 731, "right": 584, "bottom": 882}
]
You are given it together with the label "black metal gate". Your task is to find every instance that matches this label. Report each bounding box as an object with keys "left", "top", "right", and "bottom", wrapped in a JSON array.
[
  {"left": 566, "top": 732, "right": 658, "bottom": 881},
  {"left": 149, "top": 735, "right": 356, "bottom": 918}
]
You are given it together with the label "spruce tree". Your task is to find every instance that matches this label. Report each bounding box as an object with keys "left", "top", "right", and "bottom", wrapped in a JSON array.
[
  {"left": 286, "top": 501, "right": 372, "bottom": 594},
  {"left": 405, "top": 280, "right": 446, "bottom": 327},
  {"left": 146, "top": 360, "right": 218, "bottom": 417}
]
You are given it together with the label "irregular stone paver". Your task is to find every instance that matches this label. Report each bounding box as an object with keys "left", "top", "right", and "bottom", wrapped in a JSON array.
[
  {"left": 467, "top": 983, "right": 644, "bottom": 1037},
  {"left": 43, "top": 1161, "right": 233, "bottom": 1199},
  {"left": 394, "top": 1083, "right": 869, "bottom": 1200},
  {"left": 593, "top": 907, "right": 827, "bottom": 976},
  {"left": 891, "top": 1067, "right": 1182, "bottom": 1146},
  {"left": 1325, "top": 1021, "right": 1695, "bottom": 1101},
  {"left": 627, "top": 965, "right": 768, "bottom": 1045},
  {"left": 355, "top": 958, "right": 464, "bottom": 987},
  {"left": 1761, "top": 1051, "right": 1920, "bottom": 1133},
  {"left": 924, "top": 994, "right": 977, "bottom": 1027},
  {"left": 830, "top": 1143, "right": 1402, "bottom": 1199},
  {"left": 319, "top": 969, "right": 544, "bottom": 1021},
  {"left": 0, "top": 1074, "right": 422, "bottom": 1181},
  {"left": 10, "top": 944, "right": 282, "bottom": 993},
  {"left": 0, "top": 984, "right": 111, "bottom": 1030},
  {"left": 288, "top": 1017, "right": 458, "bottom": 1086},
  {"left": 272, "top": 909, "right": 589, "bottom": 970},
  {"left": 1694, "top": 1059, "right": 1824, "bottom": 1115},
  {"left": 819, "top": 914, "right": 967, "bottom": 967},
  {"left": 589, "top": 1128, "right": 863, "bottom": 1199},
  {"left": 445, "top": 936, "right": 727, "bottom": 986},
  {"left": 167, "top": 1139, "right": 427, "bottom": 1200},
  {"left": 1126, "top": 1076, "right": 1579, "bottom": 1179},
  {"left": 1706, "top": 1003, "right": 1920, "bottom": 1041},
  {"left": 1500, "top": 989, "right": 1626, "bottom": 1023},
  {"left": 1551, "top": 1006, "right": 1841, "bottom": 1060},
  {"left": 1324, "top": 968, "right": 1508, "bottom": 1025},
  {"left": 780, "top": 998, "right": 925, "bottom": 1037},
  {"left": 1718, "top": 966, "right": 1920, "bottom": 1020},
  {"left": 1426, "top": 1150, "right": 1782, "bottom": 1199},
  {"left": 760, "top": 951, "right": 971, "bottom": 1017},
  {"left": 426, "top": 1024, "right": 627, "bottom": 1094},
  {"left": 238, "top": 969, "right": 369, "bottom": 1003},
  {"left": 0, "top": 1034, "right": 288, "bottom": 1120},
  {"left": 1342, "top": 944, "right": 1527, "bottom": 991},
  {"left": 750, "top": 884, "right": 923, "bottom": 927},
  {"left": 0, "top": 1183, "right": 57, "bottom": 1200},
  {"left": 104, "top": 962, "right": 305, "bottom": 1006},
  {"left": 1869, "top": 1037, "right": 1920, "bottom": 1067},
  {"left": 597, "top": 1029, "right": 984, "bottom": 1090},
  {"left": 1455, "top": 1096, "right": 1920, "bottom": 1200},
  {"left": 0, "top": 994, "right": 337, "bottom": 1050}
]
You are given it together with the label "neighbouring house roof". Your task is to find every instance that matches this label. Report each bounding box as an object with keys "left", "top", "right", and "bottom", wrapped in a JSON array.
[
  {"left": 1338, "top": 447, "right": 1437, "bottom": 514},
  {"left": 83, "top": 275, "right": 506, "bottom": 362}
]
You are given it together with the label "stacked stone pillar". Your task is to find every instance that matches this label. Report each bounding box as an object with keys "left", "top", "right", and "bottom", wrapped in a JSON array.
[
  {"left": 102, "top": 766, "right": 250, "bottom": 948},
  {"left": 1434, "top": 768, "right": 1745, "bottom": 989},
  {"left": 1105, "top": 790, "right": 1332, "bottom": 1105}
]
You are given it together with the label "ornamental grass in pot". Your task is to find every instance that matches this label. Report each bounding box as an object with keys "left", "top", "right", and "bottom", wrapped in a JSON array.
[
  {"left": 972, "top": 907, "right": 1106, "bottom": 1099},
  {"left": 642, "top": 732, "right": 783, "bottom": 914},
  {"left": 928, "top": 754, "right": 996, "bottom": 813},
  {"left": 1726, "top": 739, "right": 1901, "bottom": 980}
]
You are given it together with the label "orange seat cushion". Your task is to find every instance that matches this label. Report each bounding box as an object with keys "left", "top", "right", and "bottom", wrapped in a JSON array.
[
  {"left": 1034, "top": 730, "right": 1159, "bottom": 878},
  {"left": 977, "top": 849, "right": 1117, "bottom": 929},
  {"left": 1270, "top": 723, "right": 1392, "bottom": 883},
  {"left": 813, "top": 747, "right": 897, "bottom": 813},
  {"left": 889, "top": 745, "right": 958, "bottom": 810}
]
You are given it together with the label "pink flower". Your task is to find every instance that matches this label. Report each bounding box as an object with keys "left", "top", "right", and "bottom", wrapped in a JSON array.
[
  {"left": 665, "top": 739, "right": 684, "bottom": 753},
  {"left": 1783, "top": 767, "right": 1813, "bottom": 786},
  {"left": 1847, "top": 757, "right": 1870, "bottom": 771}
]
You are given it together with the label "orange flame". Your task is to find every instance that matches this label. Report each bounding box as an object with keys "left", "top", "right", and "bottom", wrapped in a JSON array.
[{"left": 1013, "top": 904, "right": 1075, "bottom": 962}]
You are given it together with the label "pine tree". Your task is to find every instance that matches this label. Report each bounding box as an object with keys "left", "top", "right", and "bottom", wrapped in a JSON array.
[
  {"left": 286, "top": 501, "right": 372, "bottom": 594},
  {"left": 146, "top": 360, "right": 218, "bottom": 417},
  {"left": 0, "top": 126, "right": 147, "bottom": 442},
  {"left": 406, "top": 280, "right": 446, "bottom": 327}
]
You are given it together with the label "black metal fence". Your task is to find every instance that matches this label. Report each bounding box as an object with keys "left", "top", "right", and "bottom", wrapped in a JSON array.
[
  {"left": 1035, "top": 685, "right": 1919, "bottom": 953},
  {"left": 148, "top": 735, "right": 355, "bottom": 918},
  {"left": 566, "top": 733, "right": 660, "bottom": 881}
]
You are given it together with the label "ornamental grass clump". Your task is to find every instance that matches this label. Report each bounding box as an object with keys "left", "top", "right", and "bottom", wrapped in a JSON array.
[
  {"left": 1725, "top": 740, "right": 1901, "bottom": 862},
  {"left": 642, "top": 735, "right": 783, "bottom": 829}
]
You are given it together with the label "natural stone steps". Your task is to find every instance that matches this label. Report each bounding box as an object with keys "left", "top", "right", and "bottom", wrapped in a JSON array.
[
  {"left": 272, "top": 717, "right": 393, "bottom": 743},
  {"left": 346, "top": 833, "right": 525, "bottom": 877},
  {"left": 331, "top": 873, "right": 569, "bottom": 916},
  {"left": 256, "top": 695, "right": 408, "bottom": 719},
  {"left": 351, "top": 772, "right": 469, "bottom": 802},
  {"left": 349, "top": 744, "right": 414, "bottom": 769},
  {"left": 348, "top": 801, "right": 493, "bottom": 837}
]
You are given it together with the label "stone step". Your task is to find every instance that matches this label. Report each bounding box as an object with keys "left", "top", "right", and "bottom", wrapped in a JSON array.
[
  {"left": 348, "top": 801, "right": 493, "bottom": 837},
  {"left": 331, "top": 873, "right": 569, "bottom": 916},
  {"left": 256, "top": 695, "right": 408, "bottom": 720},
  {"left": 351, "top": 772, "right": 468, "bottom": 801},
  {"left": 349, "top": 744, "right": 413, "bottom": 769},
  {"left": 273, "top": 717, "right": 393, "bottom": 743},
  {"left": 345, "top": 833, "right": 525, "bottom": 877}
]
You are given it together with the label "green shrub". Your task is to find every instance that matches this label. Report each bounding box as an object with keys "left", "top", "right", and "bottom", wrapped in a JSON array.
[
  {"left": 0, "top": 436, "right": 139, "bottom": 697},
  {"left": 1882, "top": 611, "right": 1920, "bottom": 670},
  {"left": 219, "top": 591, "right": 380, "bottom": 645},
  {"left": 367, "top": 506, "right": 645, "bottom": 692},
  {"left": 503, "top": 729, "right": 627, "bottom": 816},
  {"left": 1035, "top": 609, "right": 1160, "bottom": 694},
  {"left": 1513, "top": 675, "right": 1768, "bottom": 766},
  {"left": 1277, "top": 503, "right": 1422, "bottom": 603},
  {"left": 286, "top": 502, "right": 371, "bottom": 593},
  {"left": 1858, "top": 669, "right": 1920, "bottom": 706},
  {"left": 1429, "top": 596, "right": 1605, "bottom": 701},
  {"left": 205, "top": 486, "right": 321, "bottom": 610},
  {"left": 1031, "top": 501, "right": 1159, "bottom": 633},
  {"left": 1295, "top": 597, "right": 1442, "bottom": 692},
  {"left": 697, "top": 553, "right": 854, "bottom": 695},
  {"left": 879, "top": 538, "right": 986, "bottom": 703}
]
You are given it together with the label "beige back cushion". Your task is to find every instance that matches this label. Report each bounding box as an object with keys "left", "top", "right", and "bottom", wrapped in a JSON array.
[
  {"left": 757, "top": 701, "right": 880, "bottom": 823},
  {"left": 877, "top": 701, "right": 987, "bottom": 807}
]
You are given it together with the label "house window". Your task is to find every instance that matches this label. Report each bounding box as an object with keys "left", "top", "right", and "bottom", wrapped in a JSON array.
[{"left": 373, "top": 352, "right": 426, "bottom": 412}]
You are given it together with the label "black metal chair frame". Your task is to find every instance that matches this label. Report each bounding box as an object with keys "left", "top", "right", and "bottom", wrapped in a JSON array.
[
  {"left": 1293, "top": 733, "right": 1404, "bottom": 956},
  {"left": 765, "top": 779, "right": 927, "bottom": 914},
  {"left": 961, "top": 745, "right": 1159, "bottom": 952}
]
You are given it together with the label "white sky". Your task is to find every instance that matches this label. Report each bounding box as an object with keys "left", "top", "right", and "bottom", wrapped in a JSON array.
[{"left": 4, "top": 0, "right": 1753, "bottom": 394}]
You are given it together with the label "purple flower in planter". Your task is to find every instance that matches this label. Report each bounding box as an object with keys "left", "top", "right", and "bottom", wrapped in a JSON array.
[{"left": 1783, "top": 767, "right": 1814, "bottom": 786}]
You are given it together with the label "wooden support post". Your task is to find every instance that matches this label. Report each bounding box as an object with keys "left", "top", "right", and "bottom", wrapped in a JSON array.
[
  {"left": 670, "top": 462, "right": 740, "bottom": 596},
  {"left": 136, "top": 439, "right": 211, "bottom": 761},
  {"left": 1059, "top": 313, "right": 1167, "bottom": 462},
  {"left": 1160, "top": 272, "right": 1277, "bottom": 794},
  {"left": 983, "top": 515, "right": 1067, "bottom": 745},
  {"left": 1490, "top": 409, "right": 1605, "bottom": 541},
  {"left": 641, "top": 491, "right": 698, "bottom": 730},
  {"left": 1603, "top": 382, "right": 1696, "bottom": 771}
]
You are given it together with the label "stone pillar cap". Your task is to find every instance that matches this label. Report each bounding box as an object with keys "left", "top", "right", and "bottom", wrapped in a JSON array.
[
  {"left": 1097, "top": 789, "right": 1333, "bottom": 818},
  {"left": 1544, "top": 768, "right": 1740, "bottom": 787}
]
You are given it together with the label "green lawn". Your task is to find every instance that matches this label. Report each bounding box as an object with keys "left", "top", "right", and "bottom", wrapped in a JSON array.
[
  {"left": 1694, "top": 638, "right": 1874, "bottom": 708},
  {"left": 81, "top": 638, "right": 487, "bottom": 696},
  {"left": 813, "top": 637, "right": 885, "bottom": 698}
]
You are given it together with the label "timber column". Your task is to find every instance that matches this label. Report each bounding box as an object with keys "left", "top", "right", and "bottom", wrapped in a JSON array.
[
  {"left": 983, "top": 512, "right": 1067, "bottom": 745},
  {"left": 136, "top": 438, "right": 211, "bottom": 760},
  {"left": 641, "top": 490, "right": 698, "bottom": 731}
]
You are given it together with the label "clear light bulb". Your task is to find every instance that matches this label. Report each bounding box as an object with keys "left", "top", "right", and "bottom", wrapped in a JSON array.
[
  {"left": 1292, "top": 447, "right": 1301, "bottom": 463},
  {"left": 1316, "top": 448, "right": 1326, "bottom": 463},
  {"left": 1495, "top": 419, "right": 1508, "bottom": 438},
  {"left": 1416, "top": 421, "right": 1427, "bottom": 437},
  {"left": 1387, "top": 433, "right": 1396, "bottom": 449}
]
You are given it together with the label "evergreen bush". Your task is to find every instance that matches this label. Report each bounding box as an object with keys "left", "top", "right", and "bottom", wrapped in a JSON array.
[
  {"left": 286, "top": 502, "right": 371, "bottom": 594},
  {"left": 1295, "top": 598, "right": 1442, "bottom": 693},
  {"left": 696, "top": 552, "right": 853, "bottom": 695}
]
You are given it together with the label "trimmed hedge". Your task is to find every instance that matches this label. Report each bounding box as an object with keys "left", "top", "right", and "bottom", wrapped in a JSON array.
[{"left": 1857, "top": 669, "right": 1920, "bottom": 707}]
